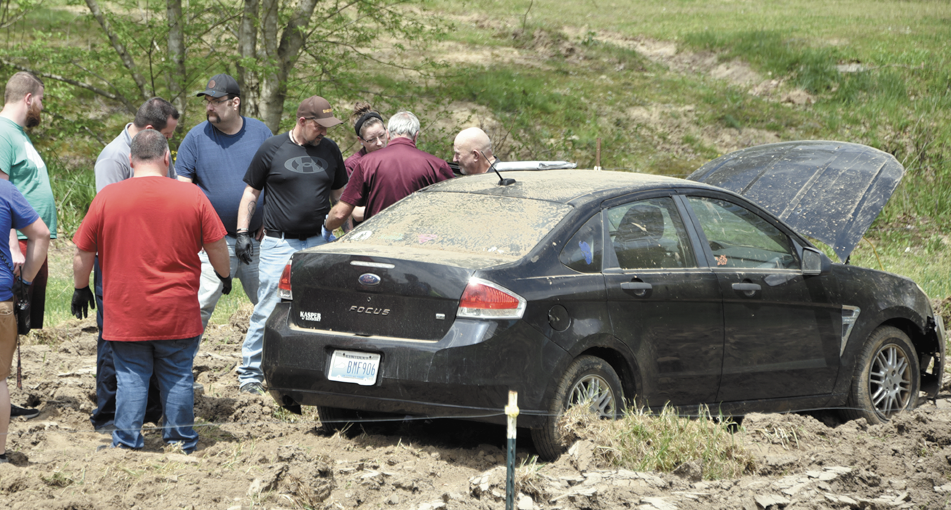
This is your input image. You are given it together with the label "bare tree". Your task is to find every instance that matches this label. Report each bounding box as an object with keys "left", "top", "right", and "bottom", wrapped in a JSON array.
[
  {"left": 0, "top": 0, "right": 441, "bottom": 134},
  {"left": 237, "top": 0, "right": 318, "bottom": 130}
]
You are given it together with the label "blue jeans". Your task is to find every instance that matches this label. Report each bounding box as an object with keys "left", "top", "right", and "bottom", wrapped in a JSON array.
[
  {"left": 111, "top": 336, "right": 201, "bottom": 453},
  {"left": 237, "top": 234, "right": 326, "bottom": 386},
  {"left": 198, "top": 235, "right": 260, "bottom": 332},
  {"left": 92, "top": 257, "right": 162, "bottom": 431}
]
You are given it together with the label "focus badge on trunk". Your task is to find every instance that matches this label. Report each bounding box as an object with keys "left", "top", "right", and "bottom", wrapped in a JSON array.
[{"left": 359, "top": 273, "right": 382, "bottom": 286}]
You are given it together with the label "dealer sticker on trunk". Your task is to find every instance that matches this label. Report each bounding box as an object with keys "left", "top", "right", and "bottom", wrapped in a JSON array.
[{"left": 328, "top": 350, "right": 380, "bottom": 386}]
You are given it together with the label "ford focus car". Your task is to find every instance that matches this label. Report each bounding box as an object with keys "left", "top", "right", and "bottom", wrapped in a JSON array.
[{"left": 262, "top": 141, "right": 945, "bottom": 460}]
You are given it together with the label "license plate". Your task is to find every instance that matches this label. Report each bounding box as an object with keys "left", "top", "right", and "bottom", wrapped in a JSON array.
[{"left": 328, "top": 350, "right": 380, "bottom": 386}]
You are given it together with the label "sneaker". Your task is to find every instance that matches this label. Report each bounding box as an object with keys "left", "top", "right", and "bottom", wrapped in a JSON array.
[
  {"left": 10, "top": 404, "right": 39, "bottom": 419},
  {"left": 239, "top": 382, "right": 266, "bottom": 395}
]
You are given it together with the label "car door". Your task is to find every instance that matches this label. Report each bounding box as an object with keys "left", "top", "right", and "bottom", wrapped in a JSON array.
[
  {"left": 683, "top": 194, "right": 841, "bottom": 402},
  {"left": 602, "top": 195, "right": 724, "bottom": 406}
]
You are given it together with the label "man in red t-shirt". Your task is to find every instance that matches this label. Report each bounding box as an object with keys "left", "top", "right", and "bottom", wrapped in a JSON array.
[
  {"left": 71, "top": 130, "right": 230, "bottom": 454},
  {"left": 324, "top": 111, "right": 454, "bottom": 229}
]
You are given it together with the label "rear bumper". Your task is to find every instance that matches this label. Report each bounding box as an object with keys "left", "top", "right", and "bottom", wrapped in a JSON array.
[{"left": 262, "top": 303, "right": 567, "bottom": 428}]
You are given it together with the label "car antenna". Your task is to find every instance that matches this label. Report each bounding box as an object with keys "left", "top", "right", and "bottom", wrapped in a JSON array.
[{"left": 481, "top": 150, "right": 515, "bottom": 186}]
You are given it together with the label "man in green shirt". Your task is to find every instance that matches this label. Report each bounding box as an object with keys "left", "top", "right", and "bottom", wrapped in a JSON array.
[{"left": 0, "top": 72, "right": 57, "bottom": 420}]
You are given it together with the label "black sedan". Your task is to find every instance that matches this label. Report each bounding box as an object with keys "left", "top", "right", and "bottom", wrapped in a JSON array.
[{"left": 262, "top": 147, "right": 945, "bottom": 460}]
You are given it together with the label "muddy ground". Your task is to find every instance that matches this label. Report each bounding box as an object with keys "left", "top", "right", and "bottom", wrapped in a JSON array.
[{"left": 0, "top": 309, "right": 950, "bottom": 510}]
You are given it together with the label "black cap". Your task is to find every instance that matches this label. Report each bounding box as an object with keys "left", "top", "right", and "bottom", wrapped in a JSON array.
[{"left": 197, "top": 74, "right": 240, "bottom": 98}]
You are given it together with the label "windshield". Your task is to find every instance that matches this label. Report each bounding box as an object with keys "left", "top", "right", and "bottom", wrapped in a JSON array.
[{"left": 337, "top": 192, "right": 573, "bottom": 259}]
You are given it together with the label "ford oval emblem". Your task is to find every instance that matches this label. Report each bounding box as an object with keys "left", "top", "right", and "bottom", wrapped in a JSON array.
[{"left": 358, "top": 273, "right": 381, "bottom": 286}]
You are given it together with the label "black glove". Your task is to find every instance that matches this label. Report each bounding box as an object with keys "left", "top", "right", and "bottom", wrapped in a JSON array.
[
  {"left": 71, "top": 286, "right": 95, "bottom": 319},
  {"left": 216, "top": 270, "right": 233, "bottom": 295},
  {"left": 235, "top": 232, "right": 253, "bottom": 265}
]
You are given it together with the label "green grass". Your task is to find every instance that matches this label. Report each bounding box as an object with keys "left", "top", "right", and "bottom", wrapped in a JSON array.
[
  {"left": 11, "top": 0, "right": 951, "bottom": 329},
  {"left": 561, "top": 403, "right": 754, "bottom": 479}
]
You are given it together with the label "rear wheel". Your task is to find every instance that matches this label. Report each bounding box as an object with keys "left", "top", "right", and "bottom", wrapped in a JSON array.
[
  {"left": 841, "top": 326, "right": 920, "bottom": 424},
  {"left": 531, "top": 355, "right": 624, "bottom": 461}
]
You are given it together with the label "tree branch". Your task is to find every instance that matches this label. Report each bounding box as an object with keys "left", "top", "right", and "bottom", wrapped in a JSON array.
[
  {"left": 83, "top": 0, "right": 149, "bottom": 100},
  {"left": 0, "top": 59, "right": 136, "bottom": 113}
]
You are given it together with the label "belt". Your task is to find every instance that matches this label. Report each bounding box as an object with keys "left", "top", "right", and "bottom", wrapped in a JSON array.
[{"left": 265, "top": 230, "right": 319, "bottom": 240}]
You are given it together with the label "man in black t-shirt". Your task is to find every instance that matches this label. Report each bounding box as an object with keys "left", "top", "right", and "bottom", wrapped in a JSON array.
[{"left": 233, "top": 96, "right": 348, "bottom": 395}]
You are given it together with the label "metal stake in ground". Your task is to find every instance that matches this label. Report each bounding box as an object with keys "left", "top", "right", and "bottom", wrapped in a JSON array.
[{"left": 505, "top": 390, "right": 519, "bottom": 510}]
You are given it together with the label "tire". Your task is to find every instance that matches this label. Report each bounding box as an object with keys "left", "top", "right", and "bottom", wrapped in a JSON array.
[
  {"left": 841, "top": 326, "right": 920, "bottom": 424},
  {"left": 531, "top": 355, "right": 624, "bottom": 461}
]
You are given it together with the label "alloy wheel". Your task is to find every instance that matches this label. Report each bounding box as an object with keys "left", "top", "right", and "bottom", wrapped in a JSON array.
[
  {"left": 869, "top": 344, "right": 913, "bottom": 418},
  {"left": 568, "top": 374, "right": 617, "bottom": 418}
]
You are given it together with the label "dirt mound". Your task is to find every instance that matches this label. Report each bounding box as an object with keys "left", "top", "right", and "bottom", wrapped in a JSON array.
[{"left": 1, "top": 311, "right": 950, "bottom": 508}]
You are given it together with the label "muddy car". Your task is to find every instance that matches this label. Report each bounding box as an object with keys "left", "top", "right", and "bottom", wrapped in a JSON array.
[{"left": 262, "top": 142, "right": 945, "bottom": 460}]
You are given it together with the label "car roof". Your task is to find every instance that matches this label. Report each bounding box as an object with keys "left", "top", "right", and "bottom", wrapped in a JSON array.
[
  {"left": 423, "top": 169, "right": 721, "bottom": 205},
  {"left": 687, "top": 140, "right": 904, "bottom": 261}
]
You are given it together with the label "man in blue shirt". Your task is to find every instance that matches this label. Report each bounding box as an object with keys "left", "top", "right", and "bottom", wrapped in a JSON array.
[
  {"left": 0, "top": 178, "right": 48, "bottom": 463},
  {"left": 176, "top": 74, "right": 272, "bottom": 333}
]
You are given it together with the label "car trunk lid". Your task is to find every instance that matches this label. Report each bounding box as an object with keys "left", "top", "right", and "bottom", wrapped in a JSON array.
[{"left": 287, "top": 250, "right": 479, "bottom": 340}]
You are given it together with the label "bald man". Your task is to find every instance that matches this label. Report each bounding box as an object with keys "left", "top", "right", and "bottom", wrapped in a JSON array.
[{"left": 452, "top": 127, "right": 497, "bottom": 175}]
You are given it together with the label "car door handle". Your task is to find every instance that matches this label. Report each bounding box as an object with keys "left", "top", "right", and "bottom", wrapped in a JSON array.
[
  {"left": 620, "top": 282, "right": 653, "bottom": 291},
  {"left": 732, "top": 283, "right": 761, "bottom": 292}
]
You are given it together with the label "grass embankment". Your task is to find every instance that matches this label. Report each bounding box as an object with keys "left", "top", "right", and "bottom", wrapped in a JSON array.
[
  {"left": 421, "top": 0, "right": 951, "bottom": 298},
  {"left": 27, "top": 0, "right": 951, "bottom": 337}
]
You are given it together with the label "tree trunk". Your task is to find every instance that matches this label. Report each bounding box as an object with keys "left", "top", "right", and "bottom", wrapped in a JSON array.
[
  {"left": 240, "top": 0, "right": 319, "bottom": 133},
  {"left": 237, "top": 0, "right": 260, "bottom": 120},
  {"left": 166, "top": 0, "right": 187, "bottom": 126},
  {"left": 83, "top": 0, "right": 149, "bottom": 101}
]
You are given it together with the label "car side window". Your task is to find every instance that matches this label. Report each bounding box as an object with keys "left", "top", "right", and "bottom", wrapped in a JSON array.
[
  {"left": 606, "top": 197, "right": 696, "bottom": 270},
  {"left": 559, "top": 214, "right": 603, "bottom": 273},
  {"left": 686, "top": 196, "right": 798, "bottom": 269}
]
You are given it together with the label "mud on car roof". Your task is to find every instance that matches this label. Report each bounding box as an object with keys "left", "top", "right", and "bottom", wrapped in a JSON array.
[{"left": 424, "top": 169, "right": 703, "bottom": 204}]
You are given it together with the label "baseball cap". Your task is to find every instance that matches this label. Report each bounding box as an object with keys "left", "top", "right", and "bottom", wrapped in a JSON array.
[
  {"left": 197, "top": 74, "right": 240, "bottom": 98},
  {"left": 297, "top": 96, "right": 343, "bottom": 128}
]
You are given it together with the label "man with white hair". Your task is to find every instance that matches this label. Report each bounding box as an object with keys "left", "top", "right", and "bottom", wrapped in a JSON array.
[
  {"left": 325, "top": 111, "right": 454, "bottom": 229},
  {"left": 452, "top": 127, "right": 497, "bottom": 175}
]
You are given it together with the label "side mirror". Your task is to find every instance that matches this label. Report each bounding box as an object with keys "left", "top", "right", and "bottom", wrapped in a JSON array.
[{"left": 802, "top": 247, "right": 832, "bottom": 276}]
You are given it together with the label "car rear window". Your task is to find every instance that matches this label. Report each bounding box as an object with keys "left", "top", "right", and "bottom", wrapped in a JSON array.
[{"left": 338, "top": 192, "right": 573, "bottom": 258}]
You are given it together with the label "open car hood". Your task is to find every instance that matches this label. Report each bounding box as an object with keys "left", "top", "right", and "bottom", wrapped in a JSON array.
[{"left": 687, "top": 141, "right": 904, "bottom": 261}]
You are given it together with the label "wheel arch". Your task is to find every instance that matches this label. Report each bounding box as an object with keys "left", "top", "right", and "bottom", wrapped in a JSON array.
[
  {"left": 880, "top": 315, "right": 945, "bottom": 398},
  {"left": 577, "top": 346, "right": 640, "bottom": 408}
]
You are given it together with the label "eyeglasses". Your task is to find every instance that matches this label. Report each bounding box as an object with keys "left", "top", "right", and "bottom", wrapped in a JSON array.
[
  {"left": 204, "top": 97, "right": 230, "bottom": 107},
  {"left": 361, "top": 133, "right": 386, "bottom": 145}
]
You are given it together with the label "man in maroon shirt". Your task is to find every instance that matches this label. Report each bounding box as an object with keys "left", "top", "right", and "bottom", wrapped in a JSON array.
[{"left": 324, "top": 111, "right": 454, "bottom": 229}]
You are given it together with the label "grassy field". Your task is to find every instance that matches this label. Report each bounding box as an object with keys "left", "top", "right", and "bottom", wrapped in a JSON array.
[{"left": 12, "top": 0, "right": 951, "bottom": 326}]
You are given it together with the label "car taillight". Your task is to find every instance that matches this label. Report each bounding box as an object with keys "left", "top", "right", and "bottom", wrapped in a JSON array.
[
  {"left": 457, "top": 278, "right": 526, "bottom": 319},
  {"left": 278, "top": 263, "right": 292, "bottom": 300}
]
